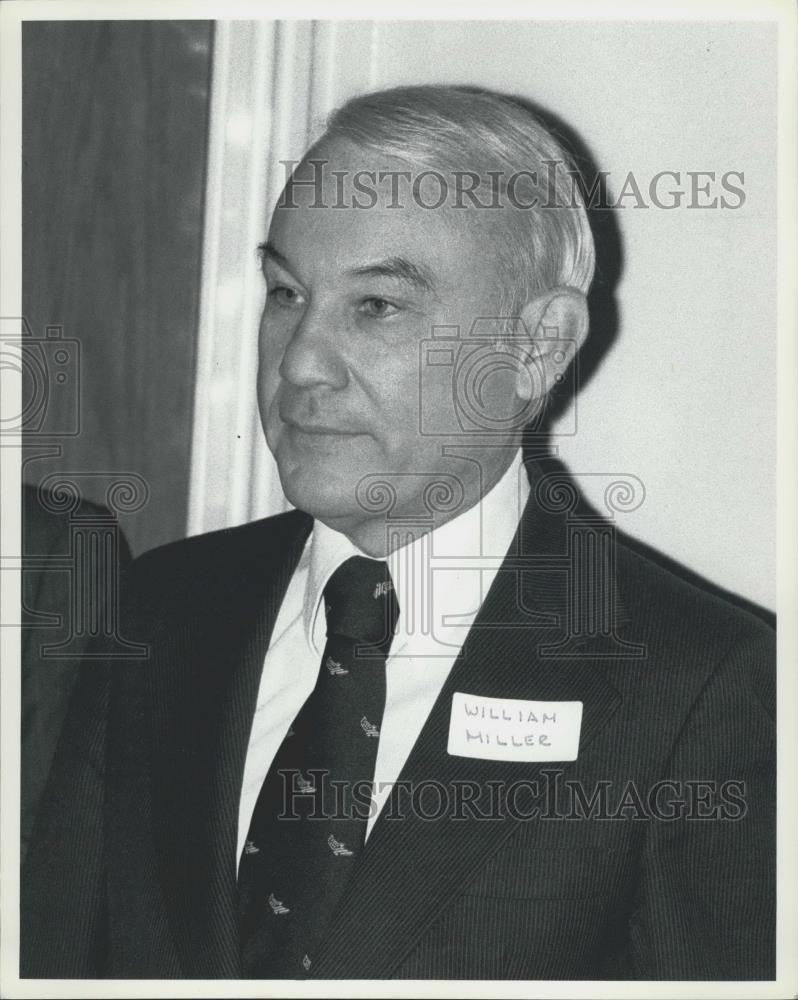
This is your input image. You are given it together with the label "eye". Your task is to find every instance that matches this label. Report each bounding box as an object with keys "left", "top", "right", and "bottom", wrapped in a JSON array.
[
  {"left": 268, "top": 285, "right": 304, "bottom": 308},
  {"left": 360, "top": 297, "right": 399, "bottom": 319}
]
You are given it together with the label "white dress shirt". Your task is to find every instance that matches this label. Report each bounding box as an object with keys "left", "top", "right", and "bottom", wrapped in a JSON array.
[{"left": 236, "top": 449, "right": 531, "bottom": 867}]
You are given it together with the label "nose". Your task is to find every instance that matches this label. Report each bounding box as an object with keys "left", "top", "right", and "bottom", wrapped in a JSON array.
[{"left": 277, "top": 304, "right": 348, "bottom": 391}]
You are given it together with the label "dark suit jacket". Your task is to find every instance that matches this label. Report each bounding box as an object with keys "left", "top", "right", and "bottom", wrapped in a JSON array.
[
  {"left": 20, "top": 459, "right": 775, "bottom": 980},
  {"left": 20, "top": 484, "right": 132, "bottom": 862}
]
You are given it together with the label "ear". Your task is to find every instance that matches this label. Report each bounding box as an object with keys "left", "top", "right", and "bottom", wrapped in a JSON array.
[{"left": 514, "top": 287, "right": 589, "bottom": 402}]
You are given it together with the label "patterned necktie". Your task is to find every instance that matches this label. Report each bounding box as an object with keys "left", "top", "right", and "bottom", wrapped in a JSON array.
[{"left": 238, "top": 555, "right": 399, "bottom": 978}]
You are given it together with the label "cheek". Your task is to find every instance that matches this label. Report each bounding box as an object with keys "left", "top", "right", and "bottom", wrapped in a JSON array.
[
  {"left": 370, "top": 347, "right": 422, "bottom": 421},
  {"left": 258, "top": 312, "right": 280, "bottom": 366},
  {"left": 256, "top": 335, "right": 283, "bottom": 430},
  {"left": 256, "top": 363, "right": 277, "bottom": 419},
  {"left": 257, "top": 310, "right": 287, "bottom": 380}
]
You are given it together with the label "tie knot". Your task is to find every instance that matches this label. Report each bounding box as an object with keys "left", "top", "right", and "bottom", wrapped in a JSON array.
[{"left": 323, "top": 556, "right": 399, "bottom": 649}]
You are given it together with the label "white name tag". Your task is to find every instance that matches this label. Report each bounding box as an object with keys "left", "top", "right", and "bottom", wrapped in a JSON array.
[{"left": 447, "top": 692, "right": 583, "bottom": 762}]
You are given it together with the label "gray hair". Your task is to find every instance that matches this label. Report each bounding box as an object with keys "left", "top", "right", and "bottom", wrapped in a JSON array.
[{"left": 316, "top": 84, "right": 596, "bottom": 315}]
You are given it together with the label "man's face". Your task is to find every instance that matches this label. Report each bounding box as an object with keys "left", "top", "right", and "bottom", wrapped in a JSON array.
[{"left": 257, "top": 138, "right": 527, "bottom": 540}]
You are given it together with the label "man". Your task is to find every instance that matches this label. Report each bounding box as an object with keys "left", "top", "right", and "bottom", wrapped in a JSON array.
[
  {"left": 21, "top": 85, "right": 775, "bottom": 980},
  {"left": 20, "top": 482, "right": 132, "bottom": 862}
]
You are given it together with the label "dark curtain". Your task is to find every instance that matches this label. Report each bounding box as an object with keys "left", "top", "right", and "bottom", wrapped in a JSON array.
[{"left": 22, "top": 20, "right": 214, "bottom": 557}]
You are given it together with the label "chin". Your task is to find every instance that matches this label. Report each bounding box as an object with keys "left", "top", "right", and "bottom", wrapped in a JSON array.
[
  {"left": 269, "top": 425, "right": 393, "bottom": 523},
  {"left": 277, "top": 460, "right": 364, "bottom": 521}
]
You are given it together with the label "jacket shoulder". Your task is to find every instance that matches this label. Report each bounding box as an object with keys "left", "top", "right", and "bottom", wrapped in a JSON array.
[
  {"left": 125, "top": 508, "right": 312, "bottom": 595},
  {"left": 615, "top": 536, "right": 774, "bottom": 640},
  {"left": 613, "top": 536, "right": 775, "bottom": 718}
]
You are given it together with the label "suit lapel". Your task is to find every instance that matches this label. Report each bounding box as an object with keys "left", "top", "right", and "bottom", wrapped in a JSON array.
[
  {"left": 149, "top": 509, "right": 312, "bottom": 977},
  {"left": 310, "top": 463, "right": 625, "bottom": 978}
]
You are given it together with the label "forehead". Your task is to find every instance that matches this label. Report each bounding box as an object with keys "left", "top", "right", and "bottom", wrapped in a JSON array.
[{"left": 267, "top": 137, "right": 505, "bottom": 291}]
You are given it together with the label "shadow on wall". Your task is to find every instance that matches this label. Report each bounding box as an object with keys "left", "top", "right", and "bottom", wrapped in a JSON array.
[
  {"left": 508, "top": 95, "right": 773, "bottom": 631},
  {"left": 522, "top": 443, "right": 775, "bottom": 632}
]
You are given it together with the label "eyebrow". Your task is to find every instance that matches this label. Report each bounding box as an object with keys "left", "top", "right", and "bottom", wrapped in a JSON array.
[
  {"left": 346, "top": 257, "right": 436, "bottom": 295},
  {"left": 257, "top": 242, "right": 436, "bottom": 296},
  {"left": 257, "top": 241, "right": 288, "bottom": 269}
]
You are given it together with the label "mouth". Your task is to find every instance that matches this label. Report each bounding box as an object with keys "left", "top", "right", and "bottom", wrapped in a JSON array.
[{"left": 280, "top": 415, "right": 364, "bottom": 437}]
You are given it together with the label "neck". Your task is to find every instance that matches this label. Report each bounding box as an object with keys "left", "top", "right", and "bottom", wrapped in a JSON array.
[{"left": 318, "top": 446, "right": 521, "bottom": 557}]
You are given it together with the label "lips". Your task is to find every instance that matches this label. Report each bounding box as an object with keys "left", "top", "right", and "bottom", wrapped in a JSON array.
[{"left": 281, "top": 414, "right": 363, "bottom": 436}]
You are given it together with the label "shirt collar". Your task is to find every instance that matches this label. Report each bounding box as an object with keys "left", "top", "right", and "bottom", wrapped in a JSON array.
[{"left": 304, "top": 449, "right": 529, "bottom": 656}]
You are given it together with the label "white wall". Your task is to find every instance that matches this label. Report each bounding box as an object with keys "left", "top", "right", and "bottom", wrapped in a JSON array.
[{"left": 190, "top": 19, "right": 777, "bottom": 612}]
